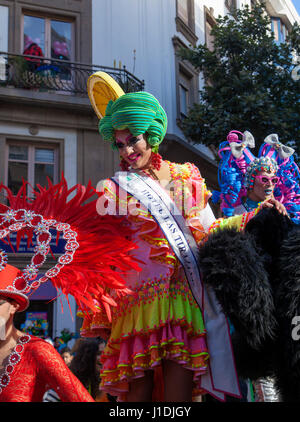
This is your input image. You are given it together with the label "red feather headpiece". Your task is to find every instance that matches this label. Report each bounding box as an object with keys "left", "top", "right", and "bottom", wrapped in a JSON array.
[{"left": 0, "top": 177, "right": 140, "bottom": 321}]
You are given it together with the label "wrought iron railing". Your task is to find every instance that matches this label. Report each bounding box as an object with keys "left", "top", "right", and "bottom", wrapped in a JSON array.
[{"left": 0, "top": 52, "right": 144, "bottom": 96}]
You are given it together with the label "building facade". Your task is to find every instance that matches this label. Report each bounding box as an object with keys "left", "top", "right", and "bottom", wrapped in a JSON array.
[{"left": 0, "top": 0, "right": 299, "bottom": 340}]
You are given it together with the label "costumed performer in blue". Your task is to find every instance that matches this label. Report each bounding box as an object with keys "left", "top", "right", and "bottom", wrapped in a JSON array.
[
  {"left": 215, "top": 130, "right": 299, "bottom": 222},
  {"left": 212, "top": 129, "right": 300, "bottom": 401}
]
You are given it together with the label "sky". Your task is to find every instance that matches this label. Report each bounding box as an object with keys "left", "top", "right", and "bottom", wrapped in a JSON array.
[{"left": 292, "top": 0, "right": 300, "bottom": 16}]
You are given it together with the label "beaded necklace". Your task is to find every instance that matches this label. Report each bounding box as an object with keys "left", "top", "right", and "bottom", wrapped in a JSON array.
[
  {"left": 139, "top": 161, "right": 173, "bottom": 187},
  {"left": 142, "top": 167, "right": 160, "bottom": 181},
  {"left": 0, "top": 334, "right": 31, "bottom": 394},
  {"left": 243, "top": 196, "right": 259, "bottom": 212}
]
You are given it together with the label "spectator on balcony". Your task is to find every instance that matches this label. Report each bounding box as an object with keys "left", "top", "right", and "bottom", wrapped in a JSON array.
[
  {"left": 23, "top": 39, "right": 44, "bottom": 71},
  {"left": 51, "top": 41, "right": 70, "bottom": 61}
]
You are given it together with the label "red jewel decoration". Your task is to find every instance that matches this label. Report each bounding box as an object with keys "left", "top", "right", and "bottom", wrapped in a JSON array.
[
  {"left": 9, "top": 353, "right": 20, "bottom": 364},
  {"left": 58, "top": 254, "right": 73, "bottom": 265},
  {"left": 6, "top": 365, "right": 13, "bottom": 374},
  {"left": 0, "top": 206, "right": 83, "bottom": 295},
  {"left": 13, "top": 277, "right": 27, "bottom": 291},
  {"left": 151, "top": 152, "right": 162, "bottom": 171},
  {"left": 15, "top": 344, "right": 23, "bottom": 353},
  {"left": 0, "top": 335, "right": 30, "bottom": 392},
  {"left": 32, "top": 254, "right": 46, "bottom": 266},
  {"left": 1, "top": 374, "right": 9, "bottom": 386},
  {"left": 119, "top": 157, "right": 130, "bottom": 171}
]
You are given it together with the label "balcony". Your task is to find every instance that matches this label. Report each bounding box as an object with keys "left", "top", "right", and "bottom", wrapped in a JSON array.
[{"left": 0, "top": 51, "right": 144, "bottom": 97}]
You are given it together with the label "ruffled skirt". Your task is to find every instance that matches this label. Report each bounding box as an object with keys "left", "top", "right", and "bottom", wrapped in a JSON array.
[{"left": 81, "top": 274, "right": 209, "bottom": 401}]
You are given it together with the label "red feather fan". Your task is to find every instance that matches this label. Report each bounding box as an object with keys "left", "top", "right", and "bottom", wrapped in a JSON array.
[{"left": 0, "top": 177, "right": 141, "bottom": 320}]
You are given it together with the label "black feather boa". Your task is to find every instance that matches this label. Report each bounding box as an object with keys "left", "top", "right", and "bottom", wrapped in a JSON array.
[
  {"left": 199, "top": 226, "right": 277, "bottom": 350},
  {"left": 273, "top": 225, "right": 300, "bottom": 401},
  {"left": 199, "top": 207, "right": 300, "bottom": 399}
]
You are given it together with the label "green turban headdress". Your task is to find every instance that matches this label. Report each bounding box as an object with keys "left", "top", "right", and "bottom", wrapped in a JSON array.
[{"left": 98, "top": 91, "right": 168, "bottom": 152}]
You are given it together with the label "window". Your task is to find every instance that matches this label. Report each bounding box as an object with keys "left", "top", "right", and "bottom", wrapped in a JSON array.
[
  {"left": 179, "top": 71, "right": 191, "bottom": 119},
  {"left": 225, "top": 0, "right": 237, "bottom": 13},
  {"left": 250, "top": 0, "right": 258, "bottom": 9},
  {"left": 271, "top": 17, "right": 288, "bottom": 43},
  {"left": 177, "top": 0, "right": 189, "bottom": 26},
  {"left": 21, "top": 14, "right": 74, "bottom": 86},
  {"left": 176, "top": 0, "right": 197, "bottom": 45},
  {"left": 172, "top": 36, "right": 199, "bottom": 124},
  {"left": 22, "top": 14, "right": 73, "bottom": 61},
  {"left": 6, "top": 143, "right": 59, "bottom": 195},
  {"left": 205, "top": 8, "right": 216, "bottom": 52},
  {"left": 0, "top": 5, "right": 8, "bottom": 53},
  {"left": 179, "top": 84, "right": 188, "bottom": 118}
]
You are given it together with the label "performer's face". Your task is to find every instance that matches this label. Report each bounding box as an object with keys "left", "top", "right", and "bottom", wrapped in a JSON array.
[
  {"left": 115, "top": 129, "right": 152, "bottom": 170},
  {"left": 0, "top": 297, "right": 15, "bottom": 315},
  {"left": 0, "top": 297, "right": 18, "bottom": 340},
  {"left": 248, "top": 170, "right": 278, "bottom": 202},
  {"left": 62, "top": 351, "right": 73, "bottom": 367},
  {"left": 0, "top": 297, "right": 10, "bottom": 320},
  {"left": 95, "top": 342, "right": 105, "bottom": 373}
]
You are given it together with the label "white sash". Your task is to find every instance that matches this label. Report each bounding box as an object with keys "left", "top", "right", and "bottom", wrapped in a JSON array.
[{"left": 112, "top": 171, "right": 241, "bottom": 401}]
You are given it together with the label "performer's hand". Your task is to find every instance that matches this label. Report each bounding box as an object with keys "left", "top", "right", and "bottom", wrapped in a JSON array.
[{"left": 261, "top": 198, "right": 289, "bottom": 216}]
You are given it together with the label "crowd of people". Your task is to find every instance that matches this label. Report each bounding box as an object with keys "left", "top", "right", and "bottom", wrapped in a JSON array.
[
  {"left": 42, "top": 336, "right": 114, "bottom": 402},
  {"left": 0, "top": 71, "right": 299, "bottom": 403}
]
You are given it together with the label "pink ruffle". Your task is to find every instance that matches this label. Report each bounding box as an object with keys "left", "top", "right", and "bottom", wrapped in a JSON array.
[{"left": 100, "top": 322, "right": 209, "bottom": 399}]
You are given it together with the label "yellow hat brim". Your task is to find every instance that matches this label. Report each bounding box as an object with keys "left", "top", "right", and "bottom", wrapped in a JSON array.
[{"left": 87, "top": 71, "right": 125, "bottom": 119}]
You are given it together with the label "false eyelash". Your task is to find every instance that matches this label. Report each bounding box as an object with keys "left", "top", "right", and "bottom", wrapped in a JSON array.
[
  {"left": 115, "top": 138, "right": 139, "bottom": 149},
  {"left": 128, "top": 137, "right": 139, "bottom": 145}
]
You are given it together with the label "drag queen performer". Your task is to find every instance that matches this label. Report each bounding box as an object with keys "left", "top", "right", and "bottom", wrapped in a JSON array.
[
  {"left": 80, "top": 73, "right": 287, "bottom": 402},
  {"left": 214, "top": 130, "right": 300, "bottom": 401},
  {"left": 0, "top": 265, "right": 94, "bottom": 402},
  {"left": 215, "top": 130, "right": 299, "bottom": 223}
]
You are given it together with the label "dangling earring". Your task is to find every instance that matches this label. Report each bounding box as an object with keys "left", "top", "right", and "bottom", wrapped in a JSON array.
[
  {"left": 119, "top": 157, "right": 130, "bottom": 171},
  {"left": 151, "top": 152, "right": 162, "bottom": 171}
]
